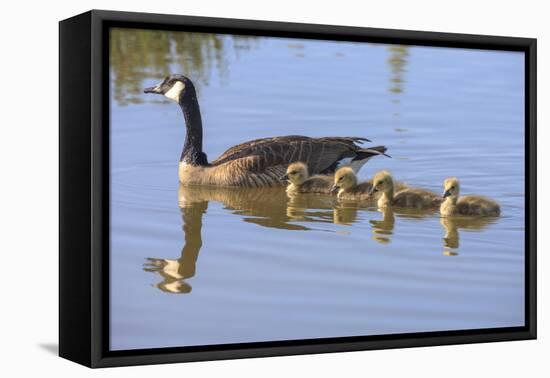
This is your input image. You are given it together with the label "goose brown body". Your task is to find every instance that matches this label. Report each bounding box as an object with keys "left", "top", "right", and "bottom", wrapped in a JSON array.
[
  {"left": 145, "top": 74, "right": 388, "bottom": 188},
  {"left": 441, "top": 178, "right": 501, "bottom": 217},
  {"left": 179, "top": 137, "right": 387, "bottom": 187}
]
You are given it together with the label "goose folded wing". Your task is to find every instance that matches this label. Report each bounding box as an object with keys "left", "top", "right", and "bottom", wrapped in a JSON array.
[{"left": 211, "top": 136, "right": 369, "bottom": 174}]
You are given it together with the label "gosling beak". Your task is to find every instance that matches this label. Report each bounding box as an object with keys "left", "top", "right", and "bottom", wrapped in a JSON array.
[
  {"left": 280, "top": 174, "right": 289, "bottom": 181},
  {"left": 443, "top": 190, "right": 451, "bottom": 198},
  {"left": 144, "top": 85, "right": 162, "bottom": 94},
  {"left": 330, "top": 185, "right": 339, "bottom": 195},
  {"left": 369, "top": 186, "right": 379, "bottom": 196}
]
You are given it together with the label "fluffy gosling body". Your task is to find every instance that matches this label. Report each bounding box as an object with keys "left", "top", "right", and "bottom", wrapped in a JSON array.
[
  {"left": 370, "top": 171, "right": 441, "bottom": 209},
  {"left": 282, "top": 162, "right": 333, "bottom": 194},
  {"left": 441, "top": 178, "right": 501, "bottom": 217},
  {"left": 331, "top": 167, "right": 376, "bottom": 200}
]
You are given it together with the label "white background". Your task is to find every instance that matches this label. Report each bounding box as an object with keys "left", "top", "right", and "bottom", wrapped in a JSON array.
[{"left": 0, "top": 0, "right": 546, "bottom": 376}]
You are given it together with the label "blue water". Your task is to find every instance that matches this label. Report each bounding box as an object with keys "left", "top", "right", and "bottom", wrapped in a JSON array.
[{"left": 109, "top": 30, "right": 525, "bottom": 350}]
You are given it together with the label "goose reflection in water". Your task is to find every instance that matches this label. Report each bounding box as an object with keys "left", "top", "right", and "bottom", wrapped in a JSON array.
[
  {"left": 143, "top": 198, "right": 206, "bottom": 294},
  {"left": 440, "top": 216, "right": 498, "bottom": 256},
  {"left": 143, "top": 184, "right": 500, "bottom": 293},
  {"left": 144, "top": 185, "right": 339, "bottom": 293}
]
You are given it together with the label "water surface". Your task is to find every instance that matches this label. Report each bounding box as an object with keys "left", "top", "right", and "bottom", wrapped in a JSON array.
[{"left": 110, "top": 29, "right": 525, "bottom": 350}]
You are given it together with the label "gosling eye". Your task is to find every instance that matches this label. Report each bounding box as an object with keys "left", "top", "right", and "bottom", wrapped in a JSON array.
[
  {"left": 450, "top": 186, "right": 455, "bottom": 190},
  {"left": 289, "top": 171, "right": 297, "bottom": 175},
  {"left": 338, "top": 177, "right": 343, "bottom": 181}
]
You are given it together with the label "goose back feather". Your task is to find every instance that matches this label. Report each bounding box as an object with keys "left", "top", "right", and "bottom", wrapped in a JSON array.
[{"left": 180, "top": 138, "right": 387, "bottom": 187}]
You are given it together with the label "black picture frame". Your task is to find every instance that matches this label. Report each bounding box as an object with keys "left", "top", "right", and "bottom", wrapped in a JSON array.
[{"left": 59, "top": 9, "right": 537, "bottom": 368}]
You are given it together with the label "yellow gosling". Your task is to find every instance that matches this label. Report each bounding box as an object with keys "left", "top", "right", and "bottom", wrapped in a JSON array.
[
  {"left": 370, "top": 170, "right": 441, "bottom": 209},
  {"left": 331, "top": 167, "right": 375, "bottom": 200},
  {"left": 282, "top": 162, "right": 333, "bottom": 194},
  {"left": 441, "top": 178, "right": 501, "bottom": 217}
]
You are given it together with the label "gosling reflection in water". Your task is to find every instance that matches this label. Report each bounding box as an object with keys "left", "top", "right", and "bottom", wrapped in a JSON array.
[
  {"left": 286, "top": 192, "right": 337, "bottom": 224},
  {"left": 332, "top": 202, "right": 361, "bottom": 225},
  {"left": 179, "top": 185, "right": 335, "bottom": 230},
  {"left": 440, "top": 216, "right": 498, "bottom": 256},
  {"left": 367, "top": 207, "right": 435, "bottom": 245},
  {"left": 369, "top": 207, "right": 395, "bottom": 244}
]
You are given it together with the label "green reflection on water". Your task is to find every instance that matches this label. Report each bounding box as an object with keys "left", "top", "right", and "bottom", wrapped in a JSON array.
[
  {"left": 387, "top": 45, "right": 409, "bottom": 96},
  {"left": 110, "top": 28, "right": 257, "bottom": 106},
  {"left": 110, "top": 29, "right": 410, "bottom": 107}
]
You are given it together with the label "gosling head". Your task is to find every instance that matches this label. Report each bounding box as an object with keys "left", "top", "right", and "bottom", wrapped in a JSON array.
[
  {"left": 281, "top": 162, "right": 309, "bottom": 185},
  {"left": 331, "top": 167, "right": 357, "bottom": 195},
  {"left": 144, "top": 74, "right": 194, "bottom": 103},
  {"left": 443, "top": 177, "right": 460, "bottom": 199},
  {"left": 369, "top": 170, "right": 394, "bottom": 195}
]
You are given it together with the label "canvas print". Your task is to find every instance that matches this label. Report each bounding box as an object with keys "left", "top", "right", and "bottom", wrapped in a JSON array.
[{"left": 109, "top": 27, "right": 525, "bottom": 351}]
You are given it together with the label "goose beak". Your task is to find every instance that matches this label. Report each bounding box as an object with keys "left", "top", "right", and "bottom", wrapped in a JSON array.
[
  {"left": 280, "top": 174, "right": 289, "bottom": 181},
  {"left": 144, "top": 85, "right": 162, "bottom": 94},
  {"left": 443, "top": 190, "right": 451, "bottom": 198},
  {"left": 330, "top": 185, "right": 339, "bottom": 195}
]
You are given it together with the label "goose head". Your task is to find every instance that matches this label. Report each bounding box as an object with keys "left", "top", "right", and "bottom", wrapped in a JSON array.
[
  {"left": 144, "top": 74, "right": 193, "bottom": 103},
  {"left": 443, "top": 177, "right": 460, "bottom": 199},
  {"left": 331, "top": 166, "right": 357, "bottom": 195},
  {"left": 370, "top": 170, "right": 394, "bottom": 195},
  {"left": 282, "top": 162, "right": 309, "bottom": 185}
]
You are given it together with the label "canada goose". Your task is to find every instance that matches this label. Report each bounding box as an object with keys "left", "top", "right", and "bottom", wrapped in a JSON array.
[
  {"left": 441, "top": 178, "right": 501, "bottom": 217},
  {"left": 282, "top": 162, "right": 333, "bottom": 194},
  {"left": 144, "top": 74, "right": 388, "bottom": 187},
  {"left": 370, "top": 171, "right": 441, "bottom": 209},
  {"left": 331, "top": 167, "right": 407, "bottom": 200}
]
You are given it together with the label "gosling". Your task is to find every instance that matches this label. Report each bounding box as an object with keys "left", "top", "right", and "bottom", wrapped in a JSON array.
[
  {"left": 331, "top": 167, "right": 409, "bottom": 200},
  {"left": 282, "top": 162, "right": 333, "bottom": 194},
  {"left": 330, "top": 166, "right": 376, "bottom": 200},
  {"left": 440, "top": 177, "right": 501, "bottom": 217},
  {"left": 370, "top": 170, "right": 441, "bottom": 209}
]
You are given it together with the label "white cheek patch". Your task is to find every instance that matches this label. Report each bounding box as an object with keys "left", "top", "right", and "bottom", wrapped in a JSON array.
[
  {"left": 164, "top": 81, "right": 185, "bottom": 102},
  {"left": 163, "top": 260, "right": 183, "bottom": 279}
]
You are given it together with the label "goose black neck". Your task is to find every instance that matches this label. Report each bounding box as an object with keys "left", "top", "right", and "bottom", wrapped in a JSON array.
[{"left": 179, "top": 86, "right": 208, "bottom": 166}]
